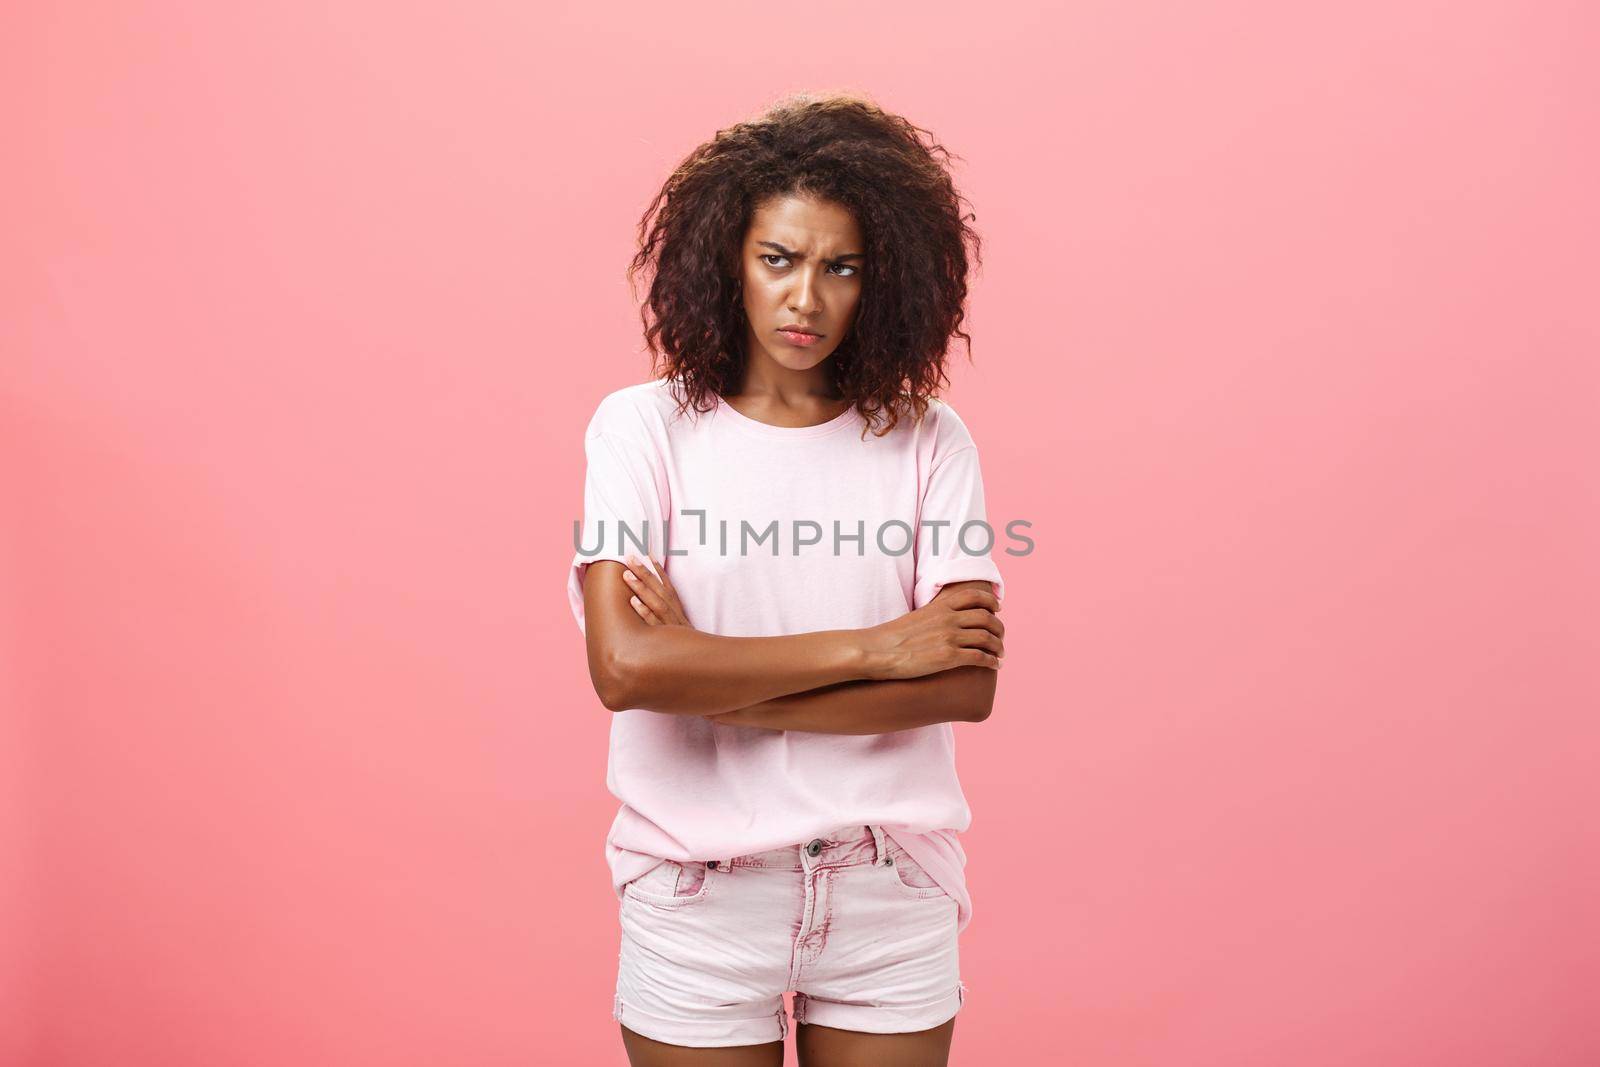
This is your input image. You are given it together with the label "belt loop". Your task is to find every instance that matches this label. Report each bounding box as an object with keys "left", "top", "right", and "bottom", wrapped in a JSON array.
[{"left": 869, "top": 824, "right": 889, "bottom": 866}]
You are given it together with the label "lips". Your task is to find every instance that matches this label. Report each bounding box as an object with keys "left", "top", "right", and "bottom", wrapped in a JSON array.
[{"left": 777, "top": 328, "right": 824, "bottom": 347}]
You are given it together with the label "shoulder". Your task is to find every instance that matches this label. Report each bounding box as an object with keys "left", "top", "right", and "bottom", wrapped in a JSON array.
[
  {"left": 582, "top": 377, "right": 687, "bottom": 441},
  {"left": 918, "top": 397, "right": 981, "bottom": 463}
]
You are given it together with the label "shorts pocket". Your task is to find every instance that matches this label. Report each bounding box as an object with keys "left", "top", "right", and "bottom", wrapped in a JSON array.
[
  {"left": 884, "top": 840, "right": 952, "bottom": 901},
  {"left": 622, "top": 859, "right": 715, "bottom": 909}
]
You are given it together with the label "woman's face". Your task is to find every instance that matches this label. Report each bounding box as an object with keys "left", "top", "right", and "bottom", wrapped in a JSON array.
[{"left": 737, "top": 193, "right": 865, "bottom": 374}]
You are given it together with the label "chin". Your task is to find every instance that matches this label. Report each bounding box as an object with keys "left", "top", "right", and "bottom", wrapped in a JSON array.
[{"left": 763, "top": 342, "right": 835, "bottom": 370}]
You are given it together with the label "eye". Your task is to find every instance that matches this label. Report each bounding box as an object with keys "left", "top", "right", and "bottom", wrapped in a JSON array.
[{"left": 758, "top": 254, "right": 858, "bottom": 277}]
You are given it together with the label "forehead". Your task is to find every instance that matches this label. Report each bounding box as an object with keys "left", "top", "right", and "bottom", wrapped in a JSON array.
[{"left": 745, "top": 194, "right": 862, "bottom": 249}]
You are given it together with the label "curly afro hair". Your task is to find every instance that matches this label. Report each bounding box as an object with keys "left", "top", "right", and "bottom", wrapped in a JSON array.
[{"left": 626, "top": 92, "right": 983, "bottom": 438}]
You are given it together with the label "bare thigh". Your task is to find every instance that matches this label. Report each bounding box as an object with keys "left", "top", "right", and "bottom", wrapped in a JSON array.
[
  {"left": 620, "top": 1023, "right": 785, "bottom": 1067},
  {"left": 796, "top": 1016, "right": 956, "bottom": 1067}
]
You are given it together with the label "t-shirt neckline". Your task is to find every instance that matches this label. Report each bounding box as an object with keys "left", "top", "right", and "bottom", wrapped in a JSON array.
[{"left": 713, "top": 393, "right": 861, "bottom": 440}]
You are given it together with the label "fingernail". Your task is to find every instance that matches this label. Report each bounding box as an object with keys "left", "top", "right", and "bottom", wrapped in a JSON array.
[{"left": 622, "top": 570, "right": 637, "bottom": 582}]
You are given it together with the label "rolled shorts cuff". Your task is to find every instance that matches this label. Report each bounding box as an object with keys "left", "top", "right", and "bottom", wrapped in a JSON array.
[
  {"left": 793, "top": 980, "right": 966, "bottom": 1034},
  {"left": 613, "top": 991, "right": 789, "bottom": 1048}
]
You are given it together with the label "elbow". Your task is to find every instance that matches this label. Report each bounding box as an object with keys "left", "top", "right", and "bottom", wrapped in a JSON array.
[
  {"left": 586, "top": 617, "right": 665, "bottom": 712},
  {"left": 591, "top": 647, "right": 640, "bottom": 713},
  {"left": 960, "top": 666, "right": 998, "bottom": 723},
  {"left": 597, "top": 679, "right": 630, "bottom": 713},
  {"left": 590, "top": 628, "right": 668, "bottom": 712}
]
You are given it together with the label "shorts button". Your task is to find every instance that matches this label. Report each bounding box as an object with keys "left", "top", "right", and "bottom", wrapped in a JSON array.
[
  {"left": 805, "top": 839, "right": 824, "bottom": 856},
  {"left": 706, "top": 860, "right": 719, "bottom": 869}
]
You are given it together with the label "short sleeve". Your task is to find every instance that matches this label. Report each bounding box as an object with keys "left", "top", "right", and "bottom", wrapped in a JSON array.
[
  {"left": 566, "top": 430, "right": 670, "bottom": 634},
  {"left": 912, "top": 445, "right": 1006, "bottom": 610}
]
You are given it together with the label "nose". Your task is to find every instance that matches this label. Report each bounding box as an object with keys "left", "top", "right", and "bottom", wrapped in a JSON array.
[{"left": 788, "top": 268, "right": 822, "bottom": 316}]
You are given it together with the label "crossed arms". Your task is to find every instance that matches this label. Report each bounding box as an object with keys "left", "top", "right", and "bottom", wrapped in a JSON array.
[{"left": 578, "top": 557, "right": 1006, "bottom": 734}]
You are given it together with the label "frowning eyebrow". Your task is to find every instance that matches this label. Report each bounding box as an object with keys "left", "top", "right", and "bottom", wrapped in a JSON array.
[{"left": 758, "top": 241, "right": 865, "bottom": 263}]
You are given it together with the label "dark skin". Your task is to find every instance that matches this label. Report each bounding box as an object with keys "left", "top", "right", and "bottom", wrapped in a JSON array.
[
  {"left": 594, "top": 193, "right": 999, "bottom": 1065},
  {"left": 585, "top": 556, "right": 1002, "bottom": 726},
  {"left": 725, "top": 191, "right": 862, "bottom": 428},
  {"left": 612, "top": 553, "right": 1001, "bottom": 732}
]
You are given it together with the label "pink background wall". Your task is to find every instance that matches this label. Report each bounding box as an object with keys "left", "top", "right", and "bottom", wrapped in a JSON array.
[{"left": 5, "top": 2, "right": 1597, "bottom": 1064}]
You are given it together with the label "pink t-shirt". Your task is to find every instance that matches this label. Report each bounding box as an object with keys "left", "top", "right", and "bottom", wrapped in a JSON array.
[{"left": 565, "top": 376, "right": 1006, "bottom": 934}]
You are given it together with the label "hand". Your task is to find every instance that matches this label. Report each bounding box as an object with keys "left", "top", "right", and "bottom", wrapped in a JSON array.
[
  {"left": 620, "top": 554, "right": 693, "bottom": 627},
  {"left": 862, "top": 582, "right": 1004, "bottom": 680}
]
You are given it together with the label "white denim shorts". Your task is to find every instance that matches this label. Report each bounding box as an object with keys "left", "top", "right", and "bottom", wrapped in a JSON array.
[{"left": 613, "top": 824, "right": 966, "bottom": 1048}]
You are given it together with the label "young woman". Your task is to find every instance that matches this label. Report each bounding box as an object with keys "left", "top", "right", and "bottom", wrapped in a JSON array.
[{"left": 566, "top": 93, "right": 1008, "bottom": 1066}]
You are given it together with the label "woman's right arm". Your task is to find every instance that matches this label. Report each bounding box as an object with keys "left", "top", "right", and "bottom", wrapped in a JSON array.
[{"left": 581, "top": 560, "right": 1002, "bottom": 716}]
